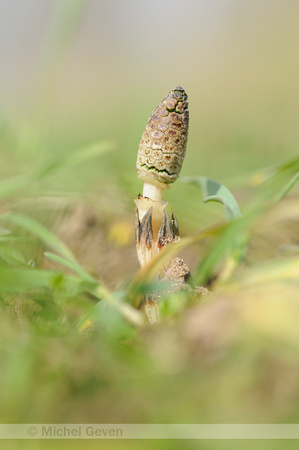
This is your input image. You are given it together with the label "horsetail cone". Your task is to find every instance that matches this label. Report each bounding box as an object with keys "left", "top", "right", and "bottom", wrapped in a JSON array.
[{"left": 136, "top": 86, "right": 189, "bottom": 189}]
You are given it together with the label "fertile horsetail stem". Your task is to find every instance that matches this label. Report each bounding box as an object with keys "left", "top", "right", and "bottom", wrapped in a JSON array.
[{"left": 135, "top": 86, "right": 190, "bottom": 323}]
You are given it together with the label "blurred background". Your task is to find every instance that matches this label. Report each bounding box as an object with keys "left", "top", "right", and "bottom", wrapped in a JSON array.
[{"left": 1, "top": 0, "right": 299, "bottom": 284}]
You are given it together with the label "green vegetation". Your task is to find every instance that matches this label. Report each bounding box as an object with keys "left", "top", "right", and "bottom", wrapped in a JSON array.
[
  {"left": 2, "top": 111, "right": 299, "bottom": 427},
  {"left": 2, "top": 2, "right": 299, "bottom": 449}
]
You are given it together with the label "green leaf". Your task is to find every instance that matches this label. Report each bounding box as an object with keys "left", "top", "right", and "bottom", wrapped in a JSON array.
[{"left": 182, "top": 176, "right": 242, "bottom": 221}]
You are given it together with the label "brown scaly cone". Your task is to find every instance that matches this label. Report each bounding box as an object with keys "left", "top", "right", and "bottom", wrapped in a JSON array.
[
  {"left": 135, "top": 86, "right": 192, "bottom": 324},
  {"left": 136, "top": 85, "right": 189, "bottom": 186}
]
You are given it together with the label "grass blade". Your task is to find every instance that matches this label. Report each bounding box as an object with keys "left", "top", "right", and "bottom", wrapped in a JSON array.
[
  {"left": 44, "top": 252, "right": 95, "bottom": 283},
  {"left": 0, "top": 267, "right": 53, "bottom": 292},
  {"left": 0, "top": 140, "right": 115, "bottom": 201},
  {"left": 2, "top": 213, "right": 77, "bottom": 263}
]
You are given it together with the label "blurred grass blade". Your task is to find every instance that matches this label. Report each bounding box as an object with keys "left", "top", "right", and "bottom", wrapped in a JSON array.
[
  {"left": 44, "top": 252, "right": 95, "bottom": 283},
  {"left": 33, "top": 140, "right": 115, "bottom": 180},
  {"left": 0, "top": 236, "right": 31, "bottom": 243},
  {"left": 44, "top": 253, "right": 144, "bottom": 327},
  {"left": 249, "top": 157, "right": 299, "bottom": 207},
  {"left": 271, "top": 172, "right": 299, "bottom": 203},
  {"left": 223, "top": 256, "right": 299, "bottom": 291},
  {"left": 85, "top": 286, "right": 144, "bottom": 328},
  {"left": 40, "top": 0, "right": 90, "bottom": 69},
  {"left": 77, "top": 285, "right": 145, "bottom": 330},
  {"left": 194, "top": 214, "right": 256, "bottom": 286},
  {"left": 0, "top": 173, "right": 37, "bottom": 201},
  {"left": 192, "top": 202, "right": 264, "bottom": 287},
  {"left": 2, "top": 212, "right": 77, "bottom": 263},
  {"left": 0, "top": 140, "right": 114, "bottom": 201},
  {"left": 14, "top": 0, "right": 91, "bottom": 159},
  {"left": 58, "top": 140, "right": 115, "bottom": 169},
  {"left": 182, "top": 176, "right": 242, "bottom": 221},
  {"left": 34, "top": 0, "right": 91, "bottom": 95},
  {"left": 0, "top": 244, "right": 26, "bottom": 267},
  {"left": 1, "top": 214, "right": 143, "bottom": 327},
  {"left": 0, "top": 227, "right": 10, "bottom": 236},
  {"left": 0, "top": 266, "right": 95, "bottom": 295},
  {"left": 0, "top": 267, "right": 53, "bottom": 292}
]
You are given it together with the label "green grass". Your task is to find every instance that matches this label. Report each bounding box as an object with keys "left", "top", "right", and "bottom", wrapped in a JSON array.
[{"left": 1, "top": 121, "right": 299, "bottom": 429}]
